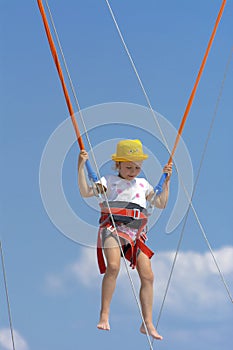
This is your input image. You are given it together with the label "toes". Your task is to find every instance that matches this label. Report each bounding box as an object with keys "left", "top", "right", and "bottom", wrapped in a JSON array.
[
  {"left": 97, "top": 322, "right": 110, "bottom": 331},
  {"left": 140, "top": 324, "right": 163, "bottom": 340}
]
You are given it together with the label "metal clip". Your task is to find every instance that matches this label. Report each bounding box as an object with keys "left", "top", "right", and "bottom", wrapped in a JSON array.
[{"left": 133, "top": 209, "right": 140, "bottom": 219}]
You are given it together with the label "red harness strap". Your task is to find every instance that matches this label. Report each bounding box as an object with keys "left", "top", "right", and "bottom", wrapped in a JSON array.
[{"left": 97, "top": 205, "right": 154, "bottom": 274}]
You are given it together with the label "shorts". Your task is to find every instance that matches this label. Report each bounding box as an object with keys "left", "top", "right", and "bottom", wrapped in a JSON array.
[{"left": 101, "top": 223, "right": 146, "bottom": 257}]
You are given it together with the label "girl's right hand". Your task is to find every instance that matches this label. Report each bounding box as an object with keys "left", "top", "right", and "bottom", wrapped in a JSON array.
[{"left": 78, "top": 150, "right": 89, "bottom": 167}]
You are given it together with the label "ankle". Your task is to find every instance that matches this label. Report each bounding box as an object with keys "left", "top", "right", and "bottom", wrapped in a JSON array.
[{"left": 100, "top": 310, "right": 109, "bottom": 318}]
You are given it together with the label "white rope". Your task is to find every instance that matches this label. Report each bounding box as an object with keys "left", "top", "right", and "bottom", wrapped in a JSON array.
[
  {"left": 44, "top": 1, "right": 101, "bottom": 183},
  {"left": 0, "top": 240, "right": 16, "bottom": 350},
  {"left": 45, "top": 2, "right": 154, "bottom": 348},
  {"left": 104, "top": 0, "right": 172, "bottom": 157},
  {"left": 104, "top": 0, "right": 233, "bottom": 341},
  {"left": 153, "top": 45, "right": 233, "bottom": 347}
]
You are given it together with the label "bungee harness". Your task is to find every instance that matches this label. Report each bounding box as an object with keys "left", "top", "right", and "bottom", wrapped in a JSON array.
[{"left": 97, "top": 201, "right": 154, "bottom": 274}]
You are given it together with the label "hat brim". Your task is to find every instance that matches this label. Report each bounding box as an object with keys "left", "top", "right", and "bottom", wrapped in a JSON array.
[{"left": 112, "top": 154, "right": 148, "bottom": 162}]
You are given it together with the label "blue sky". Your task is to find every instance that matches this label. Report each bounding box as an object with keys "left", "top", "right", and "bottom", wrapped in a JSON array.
[{"left": 1, "top": 1, "right": 233, "bottom": 349}]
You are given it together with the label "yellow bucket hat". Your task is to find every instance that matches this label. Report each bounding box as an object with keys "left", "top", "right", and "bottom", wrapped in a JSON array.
[{"left": 112, "top": 139, "right": 148, "bottom": 162}]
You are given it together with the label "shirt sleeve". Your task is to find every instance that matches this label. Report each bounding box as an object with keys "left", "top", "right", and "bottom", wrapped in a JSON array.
[
  {"left": 97, "top": 176, "right": 107, "bottom": 189},
  {"left": 145, "top": 179, "right": 154, "bottom": 197}
]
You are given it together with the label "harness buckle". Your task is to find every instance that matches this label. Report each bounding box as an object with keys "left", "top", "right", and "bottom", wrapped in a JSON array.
[
  {"left": 107, "top": 225, "right": 116, "bottom": 233},
  {"left": 133, "top": 209, "right": 141, "bottom": 219}
]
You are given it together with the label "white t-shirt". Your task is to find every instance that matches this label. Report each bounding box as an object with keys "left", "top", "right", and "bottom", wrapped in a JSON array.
[{"left": 99, "top": 175, "right": 153, "bottom": 209}]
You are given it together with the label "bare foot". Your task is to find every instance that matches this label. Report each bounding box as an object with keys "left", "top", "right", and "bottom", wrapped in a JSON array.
[
  {"left": 97, "top": 313, "right": 110, "bottom": 331},
  {"left": 140, "top": 323, "right": 163, "bottom": 340}
]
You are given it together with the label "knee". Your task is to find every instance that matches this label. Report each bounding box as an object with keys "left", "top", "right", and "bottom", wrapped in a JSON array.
[
  {"left": 140, "top": 270, "right": 154, "bottom": 285},
  {"left": 106, "top": 261, "right": 120, "bottom": 278}
]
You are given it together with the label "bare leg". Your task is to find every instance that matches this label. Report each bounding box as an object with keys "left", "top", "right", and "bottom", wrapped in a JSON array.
[
  {"left": 137, "top": 252, "right": 163, "bottom": 340},
  {"left": 97, "top": 236, "right": 121, "bottom": 331}
]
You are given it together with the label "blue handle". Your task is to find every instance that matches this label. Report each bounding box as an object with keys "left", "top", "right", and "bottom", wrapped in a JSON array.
[
  {"left": 154, "top": 173, "right": 168, "bottom": 195},
  {"left": 85, "top": 160, "right": 98, "bottom": 182}
]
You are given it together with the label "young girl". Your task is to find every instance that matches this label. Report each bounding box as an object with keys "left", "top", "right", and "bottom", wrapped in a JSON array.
[{"left": 78, "top": 139, "right": 172, "bottom": 340}]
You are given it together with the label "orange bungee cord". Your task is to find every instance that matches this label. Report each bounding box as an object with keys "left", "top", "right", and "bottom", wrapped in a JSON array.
[
  {"left": 154, "top": 0, "right": 227, "bottom": 194},
  {"left": 37, "top": 0, "right": 98, "bottom": 181}
]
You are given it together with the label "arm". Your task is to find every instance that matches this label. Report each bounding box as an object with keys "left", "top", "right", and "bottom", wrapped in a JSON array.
[
  {"left": 147, "top": 163, "right": 173, "bottom": 209},
  {"left": 78, "top": 150, "right": 95, "bottom": 197}
]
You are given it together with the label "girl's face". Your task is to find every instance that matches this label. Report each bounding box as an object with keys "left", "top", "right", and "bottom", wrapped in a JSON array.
[{"left": 118, "top": 161, "right": 142, "bottom": 180}]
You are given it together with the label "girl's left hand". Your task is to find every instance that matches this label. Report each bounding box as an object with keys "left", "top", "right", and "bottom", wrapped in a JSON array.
[{"left": 163, "top": 163, "right": 173, "bottom": 180}]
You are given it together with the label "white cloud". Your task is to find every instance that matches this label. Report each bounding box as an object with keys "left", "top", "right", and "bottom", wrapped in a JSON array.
[
  {"left": 45, "top": 246, "right": 233, "bottom": 320},
  {"left": 0, "top": 328, "right": 29, "bottom": 350},
  {"left": 68, "top": 248, "right": 101, "bottom": 287},
  {"left": 44, "top": 248, "right": 101, "bottom": 294},
  {"left": 152, "top": 248, "right": 233, "bottom": 319}
]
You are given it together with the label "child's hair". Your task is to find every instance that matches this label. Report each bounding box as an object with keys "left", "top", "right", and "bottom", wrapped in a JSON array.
[{"left": 112, "top": 161, "right": 120, "bottom": 171}]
